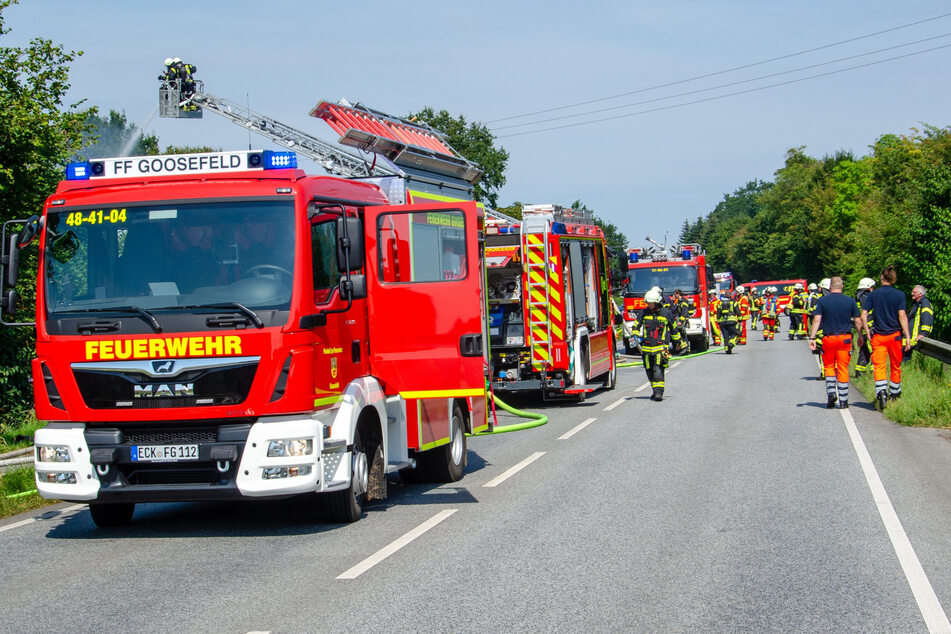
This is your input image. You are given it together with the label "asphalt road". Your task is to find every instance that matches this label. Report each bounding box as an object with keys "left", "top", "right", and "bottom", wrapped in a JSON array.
[{"left": 3, "top": 334, "right": 951, "bottom": 633}]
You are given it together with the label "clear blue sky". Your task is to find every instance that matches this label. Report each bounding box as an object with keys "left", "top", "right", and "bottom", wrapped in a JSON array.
[{"left": 6, "top": 0, "right": 951, "bottom": 247}]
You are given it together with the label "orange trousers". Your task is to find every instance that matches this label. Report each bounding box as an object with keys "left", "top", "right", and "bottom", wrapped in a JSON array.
[
  {"left": 871, "top": 332, "right": 903, "bottom": 385},
  {"left": 821, "top": 334, "right": 852, "bottom": 383}
]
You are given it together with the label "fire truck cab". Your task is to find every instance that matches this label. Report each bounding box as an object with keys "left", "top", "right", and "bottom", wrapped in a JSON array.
[
  {"left": 485, "top": 204, "right": 616, "bottom": 401},
  {"left": 621, "top": 243, "right": 714, "bottom": 355},
  {"left": 1, "top": 147, "right": 491, "bottom": 527}
]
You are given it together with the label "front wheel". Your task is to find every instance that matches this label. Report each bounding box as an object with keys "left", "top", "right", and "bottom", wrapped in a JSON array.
[
  {"left": 89, "top": 502, "right": 135, "bottom": 527},
  {"left": 325, "top": 429, "right": 375, "bottom": 523}
]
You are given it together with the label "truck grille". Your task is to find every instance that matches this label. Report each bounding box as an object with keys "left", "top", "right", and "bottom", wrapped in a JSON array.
[
  {"left": 73, "top": 362, "right": 257, "bottom": 410},
  {"left": 123, "top": 428, "right": 218, "bottom": 445}
]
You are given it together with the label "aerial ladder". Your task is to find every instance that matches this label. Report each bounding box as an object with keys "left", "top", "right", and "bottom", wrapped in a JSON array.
[{"left": 157, "top": 72, "right": 519, "bottom": 219}]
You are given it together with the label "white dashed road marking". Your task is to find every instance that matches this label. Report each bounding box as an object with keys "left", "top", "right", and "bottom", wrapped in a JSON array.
[
  {"left": 482, "top": 452, "right": 546, "bottom": 488},
  {"left": 559, "top": 418, "right": 597, "bottom": 440}
]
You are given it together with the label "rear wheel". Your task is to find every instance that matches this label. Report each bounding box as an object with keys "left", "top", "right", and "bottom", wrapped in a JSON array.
[
  {"left": 89, "top": 502, "right": 135, "bottom": 527},
  {"left": 421, "top": 403, "right": 467, "bottom": 482}
]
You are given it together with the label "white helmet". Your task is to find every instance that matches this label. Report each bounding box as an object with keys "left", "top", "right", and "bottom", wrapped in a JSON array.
[
  {"left": 769, "top": 286, "right": 778, "bottom": 293},
  {"left": 644, "top": 289, "right": 663, "bottom": 304},
  {"left": 164, "top": 57, "right": 174, "bottom": 66},
  {"left": 808, "top": 283, "right": 818, "bottom": 291},
  {"left": 857, "top": 277, "right": 875, "bottom": 290},
  {"left": 736, "top": 285, "right": 745, "bottom": 293},
  {"left": 650, "top": 285, "right": 663, "bottom": 294},
  {"left": 819, "top": 278, "right": 831, "bottom": 291},
  {"left": 172, "top": 57, "right": 182, "bottom": 63},
  {"left": 794, "top": 282, "right": 804, "bottom": 290}
]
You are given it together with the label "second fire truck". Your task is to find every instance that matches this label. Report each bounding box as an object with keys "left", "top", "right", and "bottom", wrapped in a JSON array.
[{"left": 484, "top": 204, "right": 616, "bottom": 401}]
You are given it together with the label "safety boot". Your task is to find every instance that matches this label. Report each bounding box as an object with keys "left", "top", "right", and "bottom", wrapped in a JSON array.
[
  {"left": 838, "top": 401, "right": 849, "bottom": 409},
  {"left": 826, "top": 395, "right": 837, "bottom": 409},
  {"left": 875, "top": 391, "right": 888, "bottom": 411}
]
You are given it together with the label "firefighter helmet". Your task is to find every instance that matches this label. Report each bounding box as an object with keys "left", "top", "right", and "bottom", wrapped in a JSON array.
[
  {"left": 819, "top": 278, "right": 831, "bottom": 291},
  {"left": 736, "top": 285, "right": 745, "bottom": 293},
  {"left": 808, "top": 283, "right": 818, "bottom": 291},
  {"left": 857, "top": 277, "right": 875, "bottom": 290},
  {"left": 644, "top": 289, "right": 663, "bottom": 304},
  {"left": 164, "top": 57, "right": 174, "bottom": 66},
  {"left": 794, "top": 282, "right": 804, "bottom": 290},
  {"left": 173, "top": 57, "right": 182, "bottom": 63},
  {"left": 769, "top": 286, "right": 778, "bottom": 293},
  {"left": 650, "top": 285, "right": 663, "bottom": 294}
]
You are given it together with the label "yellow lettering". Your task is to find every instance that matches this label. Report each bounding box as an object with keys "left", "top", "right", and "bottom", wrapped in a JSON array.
[
  {"left": 224, "top": 336, "right": 241, "bottom": 355},
  {"left": 204, "top": 336, "right": 223, "bottom": 356},
  {"left": 85, "top": 341, "right": 100, "bottom": 360},
  {"left": 114, "top": 340, "right": 132, "bottom": 360},
  {"left": 149, "top": 339, "right": 165, "bottom": 358},
  {"left": 189, "top": 337, "right": 204, "bottom": 356},
  {"left": 329, "top": 382, "right": 340, "bottom": 389},
  {"left": 133, "top": 339, "right": 148, "bottom": 359},
  {"left": 166, "top": 338, "right": 188, "bottom": 356},
  {"left": 100, "top": 340, "right": 115, "bottom": 360}
]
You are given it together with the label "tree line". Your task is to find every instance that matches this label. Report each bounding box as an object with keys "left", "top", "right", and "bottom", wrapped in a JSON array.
[{"left": 679, "top": 129, "right": 950, "bottom": 341}]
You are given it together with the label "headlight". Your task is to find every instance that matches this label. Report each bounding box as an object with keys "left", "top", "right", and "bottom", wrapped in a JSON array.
[
  {"left": 36, "top": 471, "right": 77, "bottom": 484},
  {"left": 267, "top": 438, "right": 313, "bottom": 457},
  {"left": 36, "top": 445, "right": 71, "bottom": 463}
]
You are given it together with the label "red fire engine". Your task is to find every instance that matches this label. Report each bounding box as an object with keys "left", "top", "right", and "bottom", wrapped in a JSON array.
[
  {"left": 620, "top": 242, "right": 714, "bottom": 354},
  {"left": 1, "top": 94, "right": 496, "bottom": 527},
  {"left": 484, "top": 204, "right": 616, "bottom": 401}
]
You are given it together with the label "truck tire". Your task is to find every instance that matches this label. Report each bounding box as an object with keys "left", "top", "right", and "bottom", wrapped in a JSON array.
[
  {"left": 604, "top": 360, "right": 617, "bottom": 390},
  {"left": 325, "top": 429, "right": 374, "bottom": 523},
  {"left": 418, "top": 402, "right": 467, "bottom": 483},
  {"left": 89, "top": 502, "right": 135, "bottom": 527}
]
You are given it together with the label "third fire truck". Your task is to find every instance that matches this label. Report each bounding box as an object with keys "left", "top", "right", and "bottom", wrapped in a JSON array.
[
  {"left": 620, "top": 243, "right": 715, "bottom": 354},
  {"left": 484, "top": 204, "right": 616, "bottom": 401}
]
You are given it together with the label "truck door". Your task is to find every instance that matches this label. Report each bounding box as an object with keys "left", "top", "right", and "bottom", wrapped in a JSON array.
[{"left": 364, "top": 202, "right": 487, "bottom": 441}]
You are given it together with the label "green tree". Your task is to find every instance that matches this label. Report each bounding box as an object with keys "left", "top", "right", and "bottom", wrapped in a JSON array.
[
  {"left": 0, "top": 0, "right": 96, "bottom": 410},
  {"left": 406, "top": 107, "right": 509, "bottom": 208},
  {"left": 164, "top": 145, "right": 221, "bottom": 154}
]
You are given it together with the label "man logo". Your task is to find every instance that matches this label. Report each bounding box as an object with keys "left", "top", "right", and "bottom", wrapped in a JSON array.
[{"left": 152, "top": 360, "right": 175, "bottom": 374}]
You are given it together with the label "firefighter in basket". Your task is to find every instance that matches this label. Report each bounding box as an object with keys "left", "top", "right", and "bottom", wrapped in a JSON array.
[{"left": 639, "top": 288, "right": 679, "bottom": 401}]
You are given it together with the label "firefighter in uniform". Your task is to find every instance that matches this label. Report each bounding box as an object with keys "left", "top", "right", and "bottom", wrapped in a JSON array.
[
  {"left": 806, "top": 283, "right": 820, "bottom": 318},
  {"left": 854, "top": 277, "right": 875, "bottom": 375},
  {"left": 760, "top": 287, "right": 778, "bottom": 341},
  {"left": 788, "top": 282, "right": 806, "bottom": 339},
  {"left": 809, "top": 276, "right": 862, "bottom": 409},
  {"left": 708, "top": 289, "right": 722, "bottom": 345},
  {"left": 639, "top": 288, "right": 676, "bottom": 401},
  {"left": 736, "top": 285, "right": 751, "bottom": 344},
  {"left": 810, "top": 279, "right": 830, "bottom": 377},
  {"left": 904, "top": 284, "right": 934, "bottom": 362},
  {"left": 750, "top": 289, "right": 762, "bottom": 330},
  {"left": 669, "top": 289, "right": 690, "bottom": 354},
  {"left": 862, "top": 266, "right": 912, "bottom": 410},
  {"left": 716, "top": 291, "right": 741, "bottom": 353}
]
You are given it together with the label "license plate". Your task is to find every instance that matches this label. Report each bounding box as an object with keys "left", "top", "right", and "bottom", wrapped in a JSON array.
[{"left": 131, "top": 444, "right": 199, "bottom": 462}]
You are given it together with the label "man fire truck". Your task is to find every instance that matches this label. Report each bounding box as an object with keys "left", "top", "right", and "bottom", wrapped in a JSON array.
[
  {"left": 484, "top": 204, "right": 616, "bottom": 401},
  {"left": 620, "top": 242, "right": 714, "bottom": 355},
  {"left": 1, "top": 92, "right": 496, "bottom": 527}
]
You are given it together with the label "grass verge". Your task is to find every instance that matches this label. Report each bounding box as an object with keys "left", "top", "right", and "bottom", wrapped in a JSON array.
[
  {"left": 853, "top": 353, "right": 951, "bottom": 427},
  {"left": 0, "top": 408, "right": 45, "bottom": 453},
  {"left": 0, "top": 466, "right": 56, "bottom": 520}
]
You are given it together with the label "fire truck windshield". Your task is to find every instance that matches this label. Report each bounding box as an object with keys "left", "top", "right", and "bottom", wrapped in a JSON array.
[
  {"left": 44, "top": 200, "right": 295, "bottom": 314},
  {"left": 626, "top": 265, "right": 698, "bottom": 294}
]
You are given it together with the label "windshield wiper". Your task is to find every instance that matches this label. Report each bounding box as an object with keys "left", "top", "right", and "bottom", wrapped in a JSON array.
[
  {"left": 180, "top": 302, "right": 265, "bottom": 328},
  {"left": 67, "top": 305, "right": 163, "bottom": 333}
]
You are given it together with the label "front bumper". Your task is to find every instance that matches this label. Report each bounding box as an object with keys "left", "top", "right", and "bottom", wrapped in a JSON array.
[{"left": 33, "top": 417, "right": 340, "bottom": 503}]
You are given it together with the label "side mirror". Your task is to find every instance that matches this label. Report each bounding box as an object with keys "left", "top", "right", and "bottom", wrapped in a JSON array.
[
  {"left": 17, "top": 215, "right": 43, "bottom": 249},
  {"left": 336, "top": 217, "right": 364, "bottom": 272},
  {"left": 3, "top": 233, "right": 20, "bottom": 289},
  {"left": 339, "top": 274, "right": 367, "bottom": 301},
  {"left": 1, "top": 289, "right": 16, "bottom": 315}
]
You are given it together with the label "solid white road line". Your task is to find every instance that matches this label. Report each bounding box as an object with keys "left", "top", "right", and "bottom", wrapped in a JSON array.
[
  {"left": 336, "top": 509, "right": 457, "bottom": 580},
  {"left": 0, "top": 503, "right": 86, "bottom": 535},
  {"left": 559, "top": 418, "right": 597, "bottom": 440},
  {"left": 634, "top": 382, "right": 650, "bottom": 393},
  {"left": 841, "top": 408, "right": 951, "bottom": 634},
  {"left": 482, "top": 452, "right": 546, "bottom": 488}
]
